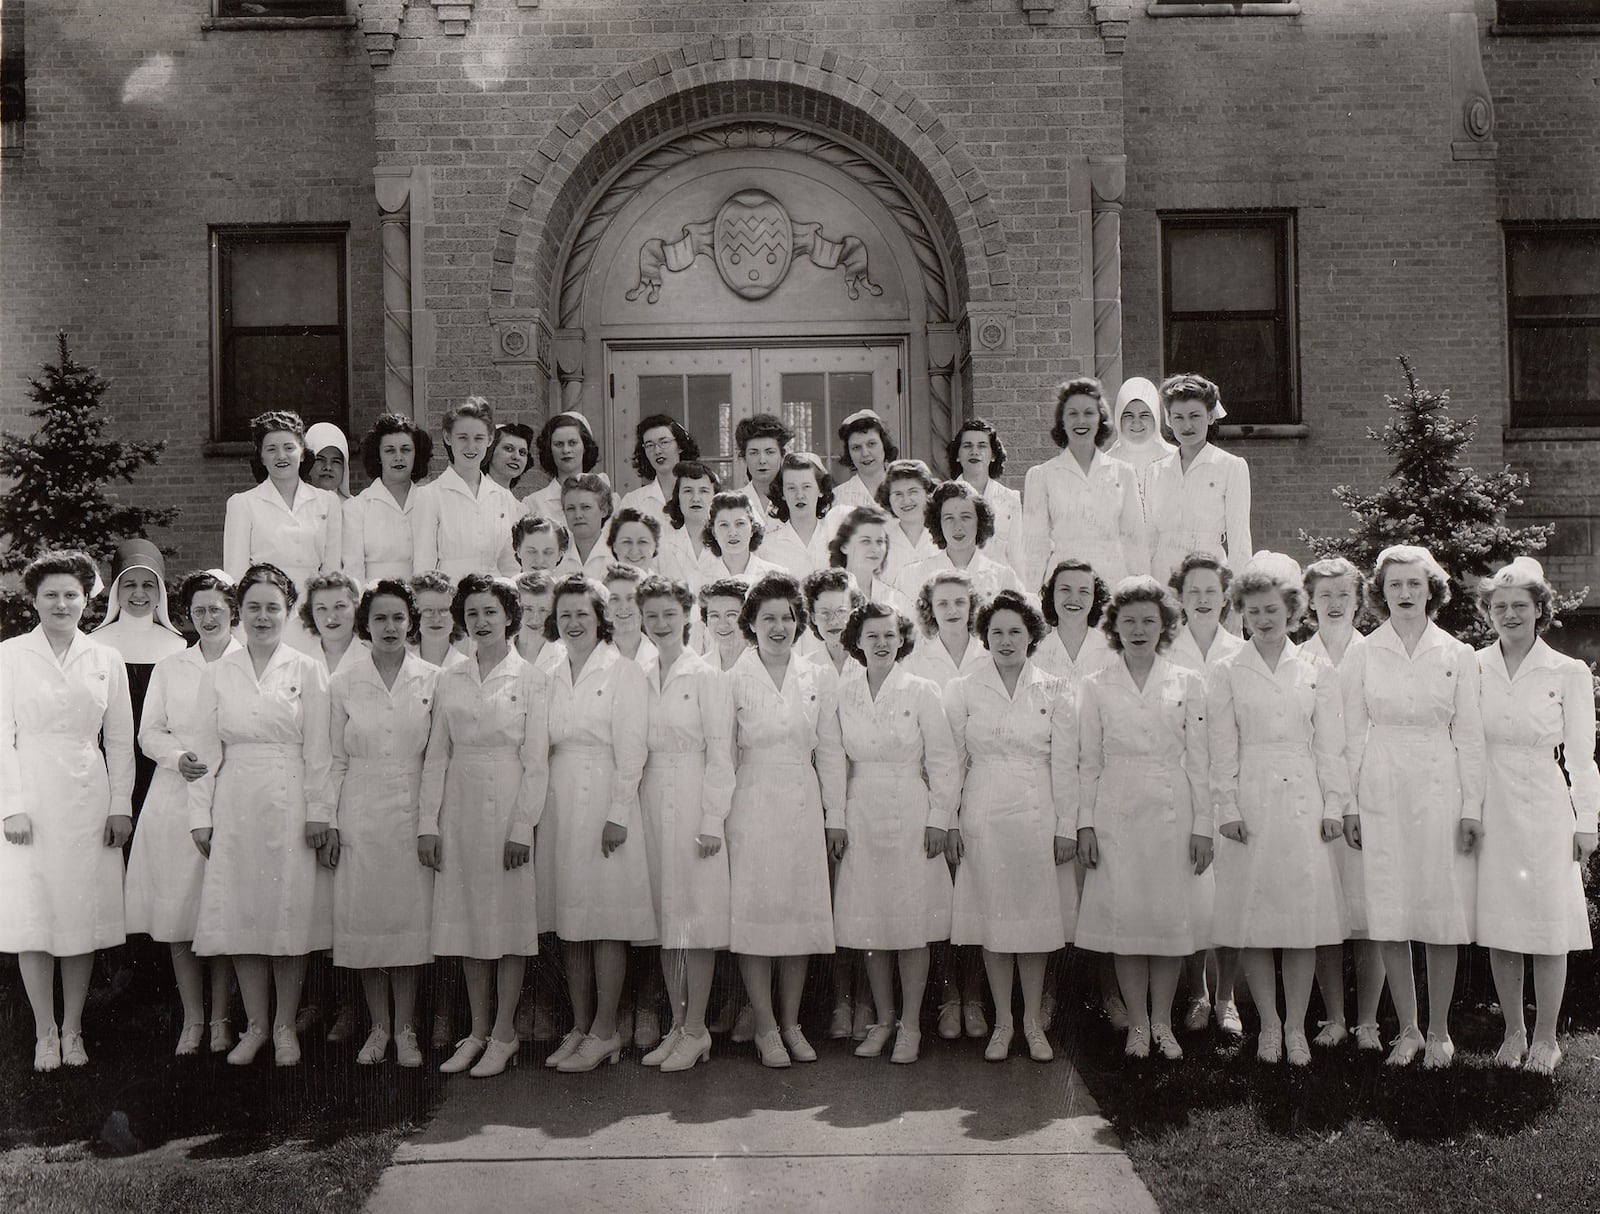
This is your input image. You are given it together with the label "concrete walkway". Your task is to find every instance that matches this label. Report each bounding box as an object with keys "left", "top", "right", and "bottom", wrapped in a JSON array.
[{"left": 366, "top": 1038, "right": 1160, "bottom": 1213}]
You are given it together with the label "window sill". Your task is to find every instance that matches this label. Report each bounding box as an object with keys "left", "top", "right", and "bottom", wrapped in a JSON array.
[
  {"left": 204, "top": 441, "right": 256, "bottom": 458},
  {"left": 201, "top": 17, "right": 358, "bottom": 31},
  {"left": 1492, "top": 23, "right": 1600, "bottom": 34},
  {"left": 1215, "top": 423, "right": 1309, "bottom": 440},
  {"left": 1503, "top": 426, "right": 1600, "bottom": 442},
  {"left": 1146, "top": 3, "right": 1301, "bottom": 17}
]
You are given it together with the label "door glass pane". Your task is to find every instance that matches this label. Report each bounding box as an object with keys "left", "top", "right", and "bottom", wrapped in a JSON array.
[
  {"left": 779, "top": 372, "right": 826, "bottom": 457},
  {"left": 829, "top": 372, "right": 874, "bottom": 416},
  {"left": 686, "top": 375, "right": 735, "bottom": 460},
  {"left": 638, "top": 375, "right": 683, "bottom": 416},
  {"left": 1167, "top": 226, "right": 1278, "bottom": 313}
]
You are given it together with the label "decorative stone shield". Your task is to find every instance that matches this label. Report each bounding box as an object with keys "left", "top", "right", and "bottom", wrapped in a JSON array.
[{"left": 713, "top": 189, "right": 793, "bottom": 300}]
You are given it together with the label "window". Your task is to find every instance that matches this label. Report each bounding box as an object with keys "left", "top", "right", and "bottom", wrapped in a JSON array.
[
  {"left": 1506, "top": 226, "right": 1600, "bottom": 427},
  {"left": 214, "top": 1, "right": 346, "bottom": 16},
  {"left": 1495, "top": 1, "right": 1600, "bottom": 28},
  {"left": 1, "top": 0, "right": 23, "bottom": 156},
  {"left": 211, "top": 226, "right": 349, "bottom": 443},
  {"left": 1160, "top": 212, "right": 1297, "bottom": 426}
]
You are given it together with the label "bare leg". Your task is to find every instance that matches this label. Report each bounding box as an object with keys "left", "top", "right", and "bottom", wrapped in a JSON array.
[
  {"left": 460, "top": 958, "right": 493, "bottom": 1041},
  {"left": 1239, "top": 948, "right": 1280, "bottom": 1031},
  {"left": 492, "top": 956, "right": 526, "bottom": 1041},
  {"left": 776, "top": 955, "right": 809, "bottom": 1029},
  {"left": 58, "top": 954, "right": 94, "bottom": 1037},
  {"left": 1423, "top": 943, "right": 1457, "bottom": 1040},
  {"left": 898, "top": 947, "right": 931, "bottom": 1026},
  {"left": 738, "top": 954, "right": 777, "bottom": 1035},
  {"left": 1354, "top": 940, "right": 1387, "bottom": 1027},
  {"left": 1282, "top": 948, "right": 1316, "bottom": 1040},
  {"left": 393, "top": 966, "right": 419, "bottom": 1033},
  {"left": 1113, "top": 955, "right": 1150, "bottom": 1034},
  {"left": 1379, "top": 940, "right": 1418, "bottom": 1034},
  {"left": 18, "top": 953, "right": 56, "bottom": 1036},
  {"left": 233, "top": 955, "right": 271, "bottom": 1030},
  {"left": 1314, "top": 944, "right": 1346, "bottom": 1027},
  {"left": 684, "top": 949, "right": 715, "bottom": 1035},
  {"left": 1489, "top": 948, "right": 1527, "bottom": 1043},
  {"left": 591, "top": 941, "right": 625, "bottom": 1040},
  {"left": 270, "top": 955, "right": 307, "bottom": 1034},
  {"left": 1148, "top": 956, "right": 1182, "bottom": 1035},
  {"left": 563, "top": 941, "right": 595, "bottom": 1034},
  {"left": 862, "top": 950, "right": 896, "bottom": 1026},
  {"left": 1530, "top": 953, "right": 1567, "bottom": 1048},
  {"left": 982, "top": 949, "right": 1016, "bottom": 1031},
  {"left": 360, "top": 968, "right": 392, "bottom": 1032},
  {"left": 170, "top": 942, "right": 205, "bottom": 1026},
  {"left": 1016, "top": 951, "right": 1046, "bottom": 1023}
]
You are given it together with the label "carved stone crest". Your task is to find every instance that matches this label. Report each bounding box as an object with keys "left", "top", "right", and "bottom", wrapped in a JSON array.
[{"left": 626, "top": 189, "right": 881, "bottom": 305}]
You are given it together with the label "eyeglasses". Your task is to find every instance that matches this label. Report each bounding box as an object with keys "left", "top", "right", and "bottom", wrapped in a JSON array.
[{"left": 642, "top": 439, "right": 678, "bottom": 452}]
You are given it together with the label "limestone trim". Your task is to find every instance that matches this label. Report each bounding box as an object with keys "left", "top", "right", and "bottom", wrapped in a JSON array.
[
  {"left": 1145, "top": 3, "right": 1301, "bottom": 15},
  {"left": 492, "top": 37, "right": 1011, "bottom": 321},
  {"left": 1448, "top": 12, "right": 1497, "bottom": 162},
  {"left": 355, "top": 1, "right": 409, "bottom": 66},
  {"left": 373, "top": 165, "right": 435, "bottom": 419}
]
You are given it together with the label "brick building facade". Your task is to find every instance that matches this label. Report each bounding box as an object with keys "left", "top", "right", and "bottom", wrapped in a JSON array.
[{"left": 3, "top": 1, "right": 1598, "bottom": 645}]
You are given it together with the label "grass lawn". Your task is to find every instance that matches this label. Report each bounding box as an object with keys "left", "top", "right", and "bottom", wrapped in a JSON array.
[
  {"left": 0, "top": 948, "right": 441, "bottom": 1214},
  {"left": 1063, "top": 949, "right": 1600, "bottom": 1214}
]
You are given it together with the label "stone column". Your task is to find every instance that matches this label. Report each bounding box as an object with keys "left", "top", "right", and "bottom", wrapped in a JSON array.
[
  {"left": 1087, "top": 154, "right": 1127, "bottom": 394},
  {"left": 374, "top": 166, "right": 433, "bottom": 420}
]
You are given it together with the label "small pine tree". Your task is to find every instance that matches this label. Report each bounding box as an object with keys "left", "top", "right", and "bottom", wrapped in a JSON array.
[
  {"left": 1298, "top": 355, "right": 1586, "bottom": 647},
  {"left": 0, "top": 332, "right": 178, "bottom": 635}
]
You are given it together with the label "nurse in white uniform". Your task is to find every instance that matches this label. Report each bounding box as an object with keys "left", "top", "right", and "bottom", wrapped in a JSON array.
[
  {"left": 1012, "top": 378, "right": 1146, "bottom": 592},
  {"left": 1146, "top": 374, "right": 1253, "bottom": 586},
  {"left": 126, "top": 570, "right": 240, "bottom": 1057},
  {"left": 1104, "top": 376, "right": 1175, "bottom": 516},
  {"left": 412, "top": 398, "right": 520, "bottom": 580},
  {"left": 1207, "top": 553, "right": 1349, "bottom": 1067},
  {"left": 1342, "top": 545, "right": 1485, "bottom": 1070},
  {"left": 723, "top": 573, "right": 847, "bottom": 1069},
  {"left": 187, "top": 564, "right": 333, "bottom": 1070},
  {"left": 345, "top": 414, "right": 432, "bottom": 586},
  {"left": 318, "top": 579, "right": 439, "bottom": 1070},
  {"left": 828, "top": 506, "right": 909, "bottom": 617},
  {"left": 1076, "top": 577, "right": 1212, "bottom": 1062},
  {"left": 698, "top": 492, "right": 782, "bottom": 586},
  {"left": 831, "top": 409, "right": 898, "bottom": 517},
  {"left": 1, "top": 551, "right": 134, "bottom": 1073},
  {"left": 223, "top": 411, "right": 342, "bottom": 620},
  {"left": 761, "top": 452, "right": 840, "bottom": 579},
  {"left": 948, "top": 417, "right": 1022, "bottom": 565},
  {"left": 829, "top": 603, "right": 960, "bottom": 1065},
  {"left": 877, "top": 459, "right": 940, "bottom": 591},
  {"left": 1033, "top": 559, "right": 1115, "bottom": 686},
  {"left": 1475, "top": 558, "right": 1600, "bottom": 1075},
  {"left": 657, "top": 461, "right": 721, "bottom": 591},
  {"left": 899, "top": 481, "right": 1021, "bottom": 606},
  {"left": 619, "top": 415, "right": 698, "bottom": 528},
  {"left": 527, "top": 411, "right": 604, "bottom": 523}
]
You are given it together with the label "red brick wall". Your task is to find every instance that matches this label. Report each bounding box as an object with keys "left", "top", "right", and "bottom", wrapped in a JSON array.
[{"left": 0, "top": 4, "right": 383, "bottom": 573}]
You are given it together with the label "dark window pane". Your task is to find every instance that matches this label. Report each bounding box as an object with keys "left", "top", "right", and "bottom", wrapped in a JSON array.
[
  {"left": 228, "top": 240, "right": 340, "bottom": 328},
  {"left": 1508, "top": 232, "right": 1600, "bottom": 306},
  {"left": 216, "top": 1, "right": 348, "bottom": 16},
  {"left": 1496, "top": 1, "right": 1600, "bottom": 26},
  {"left": 1167, "top": 226, "right": 1279, "bottom": 313},
  {"left": 638, "top": 375, "right": 683, "bottom": 416},
  {"left": 222, "top": 333, "right": 345, "bottom": 442},
  {"left": 1166, "top": 318, "right": 1290, "bottom": 425},
  {"left": 1510, "top": 326, "right": 1600, "bottom": 423}
]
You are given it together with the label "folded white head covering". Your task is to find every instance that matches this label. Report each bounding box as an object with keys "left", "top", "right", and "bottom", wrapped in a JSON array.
[
  {"left": 1109, "top": 376, "right": 1176, "bottom": 470},
  {"left": 1241, "top": 549, "right": 1304, "bottom": 586},
  {"left": 1374, "top": 543, "right": 1448, "bottom": 585},
  {"left": 1487, "top": 555, "right": 1548, "bottom": 589},
  {"left": 304, "top": 422, "right": 351, "bottom": 496}
]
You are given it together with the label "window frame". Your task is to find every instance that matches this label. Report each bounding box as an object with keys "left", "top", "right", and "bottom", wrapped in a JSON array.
[
  {"left": 209, "top": 223, "right": 352, "bottom": 446},
  {"left": 1158, "top": 210, "right": 1300, "bottom": 429},
  {"left": 1493, "top": 0, "right": 1600, "bottom": 32},
  {"left": 1504, "top": 222, "right": 1600, "bottom": 430}
]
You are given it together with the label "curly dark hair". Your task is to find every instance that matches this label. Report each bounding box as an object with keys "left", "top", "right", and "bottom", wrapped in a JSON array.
[
  {"left": 836, "top": 413, "right": 900, "bottom": 471},
  {"left": 698, "top": 577, "right": 750, "bottom": 625},
  {"left": 800, "top": 568, "right": 861, "bottom": 641},
  {"left": 703, "top": 492, "right": 766, "bottom": 557},
  {"left": 925, "top": 480, "right": 996, "bottom": 551},
  {"left": 664, "top": 460, "right": 722, "bottom": 531},
  {"left": 453, "top": 572, "right": 523, "bottom": 638},
  {"left": 483, "top": 422, "right": 537, "bottom": 489},
  {"left": 439, "top": 396, "right": 495, "bottom": 465},
  {"left": 408, "top": 570, "right": 461, "bottom": 640},
  {"left": 1168, "top": 552, "right": 1235, "bottom": 600},
  {"left": 738, "top": 571, "right": 809, "bottom": 645},
  {"left": 874, "top": 459, "right": 938, "bottom": 515},
  {"left": 842, "top": 602, "right": 916, "bottom": 666},
  {"left": 23, "top": 549, "right": 99, "bottom": 597},
  {"left": 515, "top": 569, "right": 556, "bottom": 598},
  {"left": 735, "top": 413, "right": 793, "bottom": 457},
  {"left": 512, "top": 514, "right": 570, "bottom": 556},
  {"left": 543, "top": 573, "right": 613, "bottom": 644},
  {"left": 1102, "top": 577, "right": 1182, "bottom": 653},
  {"left": 946, "top": 418, "right": 1007, "bottom": 480},
  {"left": 828, "top": 506, "right": 892, "bottom": 572},
  {"left": 976, "top": 589, "right": 1048, "bottom": 657},
  {"left": 537, "top": 411, "right": 601, "bottom": 478},
  {"left": 361, "top": 413, "right": 434, "bottom": 483},
  {"left": 630, "top": 415, "right": 700, "bottom": 483},
  {"left": 1160, "top": 373, "right": 1222, "bottom": 415},
  {"left": 297, "top": 570, "right": 362, "bottom": 632},
  {"left": 607, "top": 507, "right": 662, "bottom": 555},
  {"left": 915, "top": 569, "right": 980, "bottom": 636},
  {"left": 248, "top": 410, "right": 307, "bottom": 483},
  {"left": 1040, "top": 559, "right": 1109, "bottom": 628},
  {"left": 177, "top": 570, "right": 239, "bottom": 627},
  {"left": 768, "top": 451, "right": 836, "bottom": 523},
  {"left": 238, "top": 562, "right": 299, "bottom": 611},
  {"left": 355, "top": 577, "right": 420, "bottom": 644},
  {"left": 636, "top": 574, "right": 697, "bottom": 643},
  {"left": 1049, "top": 378, "right": 1113, "bottom": 449}
]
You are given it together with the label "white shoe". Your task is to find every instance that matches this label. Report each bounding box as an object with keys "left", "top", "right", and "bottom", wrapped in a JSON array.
[
  {"left": 660, "top": 1028, "right": 712, "bottom": 1073},
  {"left": 781, "top": 1025, "right": 817, "bottom": 1062},
  {"left": 1257, "top": 1023, "right": 1283, "bottom": 1064},
  {"left": 1494, "top": 1031, "right": 1527, "bottom": 1069},
  {"left": 1183, "top": 997, "right": 1211, "bottom": 1034},
  {"left": 937, "top": 1001, "right": 962, "bottom": 1041},
  {"left": 1285, "top": 1030, "right": 1312, "bottom": 1068},
  {"left": 1023, "top": 1018, "right": 1054, "bottom": 1063},
  {"left": 1422, "top": 1032, "right": 1455, "bottom": 1070},
  {"left": 1124, "top": 1026, "right": 1149, "bottom": 1059},
  {"left": 175, "top": 1022, "right": 206, "bottom": 1057},
  {"left": 984, "top": 1025, "right": 1013, "bottom": 1062},
  {"left": 544, "top": 1027, "right": 584, "bottom": 1069},
  {"left": 273, "top": 1025, "right": 301, "bottom": 1067},
  {"left": 890, "top": 1023, "right": 921, "bottom": 1065},
  {"left": 634, "top": 1009, "right": 661, "bottom": 1051},
  {"left": 1385, "top": 1025, "right": 1424, "bottom": 1067},
  {"left": 1353, "top": 1022, "right": 1383, "bottom": 1052},
  {"left": 1103, "top": 993, "right": 1130, "bottom": 1032},
  {"left": 1312, "top": 1020, "right": 1347, "bottom": 1049},
  {"left": 209, "top": 1019, "right": 235, "bottom": 1054},
  {"left": 357, "top": 1025, "right": 391, "bottom": 1066},
  {"left": 642, "top": 1025, "right": 683, "bottom": 1067},
  {"left": 34, "top": 1028, "right": 61, "bottom": 1073},
  {"left": 227, "top": 1023, "right": 270, "bottom": 1066},
  {"left": 394, "top": 1025, "right": 423, "bottom": 1068},
  {"left": 60, "top": 1030, "right": 88, "bottom": 1068},
  {"left": 854, "top": 1023, "right": 893, "bottom": 1058},
  {"left": 1525, "top": 1039, "right": 1563, "bottom": 1075},
  {"left": 556, "top": 1032, "right": 623, "bottom": 1073},
  {"left": 469, "top": 1035, "right": 519, "bottom": 1077},
  {"left": 1214, "top": 999, "right": 1243, "bottom": 1037},
  {"left": 440, "top": 1035, "right": 485, "bottom": 1074},
  {"left": 1151, "top": 1024, "right": 1182, "bottom": 1062}
]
